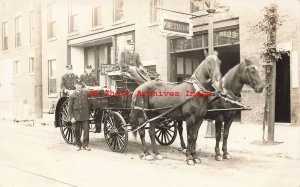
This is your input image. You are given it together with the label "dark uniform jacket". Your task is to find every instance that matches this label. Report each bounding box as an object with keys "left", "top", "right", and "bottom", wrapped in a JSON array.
[
  {"left": 119, "top": 49, "right": 142, "bottom": 71},
  {"left": 80, "top": 73, "right": 99, "bottom": 86},
  {"left": 61, "top": 73, "right": 78, "bottom": 90},
  {"left": 68, "top": 90, "right": 90, "bottom": 121}
]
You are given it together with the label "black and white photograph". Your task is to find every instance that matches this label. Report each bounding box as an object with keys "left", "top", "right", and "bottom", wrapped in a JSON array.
[{"left": 0, "top": 0, "right": 299, "bottom": 186}]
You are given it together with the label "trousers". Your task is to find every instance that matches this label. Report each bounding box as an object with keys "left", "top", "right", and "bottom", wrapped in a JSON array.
[{"left": 74, "top": 120, "right": 89, "bottom": 148}]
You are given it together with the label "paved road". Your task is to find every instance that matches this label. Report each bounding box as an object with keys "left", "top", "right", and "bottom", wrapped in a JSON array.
[{"left": 0, "top": 119, "right": 299, "bottom": 187}]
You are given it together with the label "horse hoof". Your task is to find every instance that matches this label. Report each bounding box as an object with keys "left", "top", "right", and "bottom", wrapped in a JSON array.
[
  {"left": 155, "top": 154, "right": 163, "bottom": 160},
  {"left": 186, "top": 159, "right": 195, "bottom": 165},
  {"left": 141, "top": 154, "right": 155, "bottom": 161},
  {"left": 193, "top": 158, "right": 201, "bottom": 164},
  {"left": 223, "top": 154, "right": 232, "bottom": 160},
  {"left": 215, "top": 155, "right": 223, "bottom": 161},
  {"left": 179, "top": 149, "right": 187, "bottom": 154}
]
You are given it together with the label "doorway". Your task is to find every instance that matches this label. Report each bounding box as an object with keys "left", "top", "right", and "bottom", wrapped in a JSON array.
[{"left": 275, "top": 53, "right": 291, "bottom": 123}]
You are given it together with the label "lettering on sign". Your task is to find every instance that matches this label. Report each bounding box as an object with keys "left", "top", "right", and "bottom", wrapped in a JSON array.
[
  {"left": 219, "top": 30, "right": 239, "bottom": 39},
  {"left": 163, "top": 19, "right": 190, "bottom": 34},
  {"left": 100, "top": 64, "right": 120, "bottom": 75}
]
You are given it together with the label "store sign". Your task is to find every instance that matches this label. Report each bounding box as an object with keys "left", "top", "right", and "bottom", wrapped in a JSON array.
[
  {"left": 100, "top": 64, "right": 120, "bottom": 75},
  {"left": 218, "top": 30, "right": 239, "bottom": 39},
  {"left": 160, "top": 18, "right": 193, "bottom": 38}
]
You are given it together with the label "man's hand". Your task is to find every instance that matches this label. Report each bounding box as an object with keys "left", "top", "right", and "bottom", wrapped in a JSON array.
[
  {"left": 71, "top": 117, "right": 76, "bottom": 123},
  {"left": 64, "top": 89, "right": 69, "bottom": 93}
]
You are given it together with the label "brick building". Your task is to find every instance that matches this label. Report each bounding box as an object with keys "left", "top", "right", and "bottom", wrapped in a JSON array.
[{"left": 0, "top": 0, "right": 299, "bottom": 125}]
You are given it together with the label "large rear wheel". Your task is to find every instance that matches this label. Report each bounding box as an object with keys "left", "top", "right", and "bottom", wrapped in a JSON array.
[
  {"left": 155, "top": 118, "right": 178, "bottom": 146},
  {"left": 59, "top": 99, "right": 76, "bottom": 144},
  {"left": 103, "top": 111, "right": 128, "bottom": 153}
]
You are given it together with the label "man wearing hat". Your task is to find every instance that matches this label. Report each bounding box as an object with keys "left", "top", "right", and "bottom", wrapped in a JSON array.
[
  {"left": 68, "top": 79, "right": 91, "bottom": 151},
  {"left": 118, "top": 39, "right": 150, "bottom": 85},
  {"left": 61, "top": 64, "right": 79, "bottom": 94},
  {"left": 80, "top": 65, "right": 99, "bottom": 87}
]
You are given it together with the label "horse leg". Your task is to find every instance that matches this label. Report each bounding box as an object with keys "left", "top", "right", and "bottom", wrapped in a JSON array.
[
  {"left": 149, "top": 122, "right": 163, "bottom": 160},
  {"left": 215, "top": 119, "right": 223, "bottom": 161},
  {"left": 138, "top": 118, "right": 154, "bottom": 160},
  {"left": 177, "top": 120, "right": 187, "bottom": 152},
  {"left": 191, "top": 119, "right": 203, "bottom": 164},
  {"left": 222, "top": 118, "right": 234, "bottom": 159},
  {"left": 185, "top": 119, "right": 196, "bottom": 165}
]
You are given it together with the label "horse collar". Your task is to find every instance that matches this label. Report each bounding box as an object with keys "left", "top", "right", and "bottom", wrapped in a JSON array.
[{"left": 221, "top": 78, "right": 241, "bottom": 102}]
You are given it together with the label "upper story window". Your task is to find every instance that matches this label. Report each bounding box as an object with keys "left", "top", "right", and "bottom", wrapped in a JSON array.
[
  {"left": 113, "top": 0, "right": 124, "bottom": 23},
  {"left": 92, "top": 2, "right": 102, "bottom": 28},
  {"left": 150, "top": 0, "right": 161, "bottom": 23},
  {"left": 13, "top": 60, "right": 20, "bottom": 76},
  {"left": 2, "top": 22, "right": 8, "bottom": 51},
  {"left": 190, "top": 0, "right": 206, "bottom": 13},
  {"left": 47, "top": 3, "right": 56, "bottom": 39},
  {"left": 48, "top": 59, "right": 57, "bottom": 94},
  {"left": 69, "top": 0, "right": 78, "bottom": 33},
  {"left": 29, "top": 11, "right": 34, "bottom": 45},
  {"left": 29, "top": 57, "right": 34, "bottom": 74},
  {"left": 15, "top": 16, "right": 22, "bottom": 47}
]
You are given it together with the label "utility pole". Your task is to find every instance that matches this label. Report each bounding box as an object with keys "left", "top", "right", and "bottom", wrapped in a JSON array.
[
  {"left": 205, "top": 0, "right": 216, "bottom": 138},
  {"left": 34, "top": 1, "right": 43, "bottom": 118}
]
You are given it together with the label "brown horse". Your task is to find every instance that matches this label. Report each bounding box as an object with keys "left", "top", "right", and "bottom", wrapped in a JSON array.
[
  {"left": 130, "top": 54, "right": 222, "bottom": 165},
  {"left": 177, "top": 58, "right": 265, "bottom": 161}
]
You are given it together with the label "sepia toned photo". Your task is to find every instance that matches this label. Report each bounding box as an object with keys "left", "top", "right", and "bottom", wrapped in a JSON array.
[{"left": 0, "top": 0, "right": 299, "bottom": 186}]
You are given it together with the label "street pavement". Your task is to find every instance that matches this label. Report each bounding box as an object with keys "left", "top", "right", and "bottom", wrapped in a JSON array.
[{"left": 0, "top": 115, "right": 299, "bottom": 187}]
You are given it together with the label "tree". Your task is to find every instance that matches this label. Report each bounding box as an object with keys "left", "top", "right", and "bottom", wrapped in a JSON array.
[{"left": 253, "top": 4, "right": 288, "bottom": 142}]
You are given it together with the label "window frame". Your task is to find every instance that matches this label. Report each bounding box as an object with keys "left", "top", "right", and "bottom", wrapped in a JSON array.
[
  {"left": 47, "top": 3, "right": 56, "bottom": 40},
  {"left": 92, "top": 5, "right": 102, "bottom": 28},
  {"left": 48, "top": 59, "right": 57, "bottom": 95},
  {"left": 150, "top": 0, "right": 161, "bottom": 23},
  {"left": 113, "top": 0, "right": 124, "bottom": 23},
  {"left": 28, "top": 57, "right": 34, "bottom": 75},
  {"left": 15, "top": 16, "right": 22, "bottom": 48},
  {"left": 2, "top": 22, "right": 8, "bottom": 51},
  {"left": 29, "top": 10, "right": 34, "bottom": 45},
  {"left": 13, "top": 60, "right": 20, "bottom": 76},
  {"left": 69, "top": 0, "right": 78, "bottom": 33}
]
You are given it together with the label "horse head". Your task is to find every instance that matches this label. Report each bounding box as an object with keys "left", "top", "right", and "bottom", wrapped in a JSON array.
[
  {"left": 241, "top": 58, "right": 265, "bottom": 93},
  {"left": 202, "top": 52, "right": 222, "bottom": 91}
]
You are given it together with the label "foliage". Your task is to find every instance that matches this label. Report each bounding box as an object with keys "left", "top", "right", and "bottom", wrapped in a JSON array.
[{"left": 252, "top": 4, "right": 288, "bottom": 64}]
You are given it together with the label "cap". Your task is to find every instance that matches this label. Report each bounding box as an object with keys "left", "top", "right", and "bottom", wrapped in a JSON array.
[
  {"left": 66, "top": 64, "right": 73, "bottom": 70},
  {"left": 85, "top": 65, "right": 92, "bottom": 69},
  {"left": 74, "top": 79, "right": 82, "bottom": 85},
  {"left": 127, "top": 39, "right": 135, "bottom": 45}
]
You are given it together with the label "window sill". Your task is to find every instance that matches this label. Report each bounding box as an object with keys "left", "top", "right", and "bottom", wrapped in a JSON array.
[
  {"left": 111, "top": 20, "right": 126, "bottom": 26},
  {"left": 48, "top": 93, "right": 58, "bottom": 98},
  {"left": 47, "top": 37, "right": 57, "bottom": 42},
  {"left": 68, "top": 31, "right": 79, "bottom": 37},
  {"left": 91, "top": 26, "right": 104, "bottom": 31},
  {"left": 148, "top": 22, "right": 159, "bottom": 27},
  {"left": 15, "top": 46, "right": 22, "bottom": 50}
]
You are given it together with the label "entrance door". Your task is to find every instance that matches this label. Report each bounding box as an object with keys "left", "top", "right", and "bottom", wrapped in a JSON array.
[{"left": 275, "top": 54, "right": 291, "bottom": 123}]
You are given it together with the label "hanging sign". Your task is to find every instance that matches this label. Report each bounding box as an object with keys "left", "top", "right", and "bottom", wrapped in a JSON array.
[{"left": 160, "top": 18, "right": 193, "bottom": 38}]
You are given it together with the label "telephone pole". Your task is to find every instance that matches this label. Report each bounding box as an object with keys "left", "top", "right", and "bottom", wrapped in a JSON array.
[{"left": 34, "top": 1, "right": 43, "bottom": 118}]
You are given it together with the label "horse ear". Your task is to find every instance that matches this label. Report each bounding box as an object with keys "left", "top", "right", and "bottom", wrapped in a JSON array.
[
  {"left": 244, "top": 58, "right": 251, "bottom": 66},
  {"left": 203, "top": 49, "right": 208, "bottom": 57},
  {"left": 213, "top": 50, "right": 219, "bottom": 56}
]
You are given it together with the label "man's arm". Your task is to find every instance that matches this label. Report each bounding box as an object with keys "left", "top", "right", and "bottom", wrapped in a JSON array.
[
  {"left": 136, "top": 53, "right": 142, "bottom": 67},
  {"left": 94, "top": 76, "right": 99, "bottom": 86},
  {"left": 68, "top": 95, "right": 75, "bottom": 120}
]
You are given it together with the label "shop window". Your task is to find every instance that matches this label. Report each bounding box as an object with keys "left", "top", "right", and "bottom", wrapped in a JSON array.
[
  {"left": 113, "top": 0, "right": 124, "bottom": 23},
  {"left": 48, "top": 59, "right": 57, "bottom": 94},
  {"left": 47, "top": 3, "right": 56, "bottom": 39},
  {"left": 214, "top": 28, "right": 239, "bottom": 46},
  {"left": 177, "top": 57, "right": 184, "bottom": 74},
  {"left": 15, "top": 16, "right": 22, "bottom": 47},
  {"left": 69, "top": 0, "right": 78, "bottom": 33},
  {"left": 2, "top": 22, "right": 8, "bottom": 51},
  {"left": 185, "top": 58, "right": 193, "bottom": 75}
]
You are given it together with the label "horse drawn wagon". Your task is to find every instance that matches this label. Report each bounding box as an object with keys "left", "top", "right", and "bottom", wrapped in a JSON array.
[{"left": 54, "top": 65, "right": 178, "bottom": 153}]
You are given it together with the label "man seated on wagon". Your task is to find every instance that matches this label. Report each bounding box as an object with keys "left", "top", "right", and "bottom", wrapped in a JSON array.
[
  {"left": 118, "top": 39, "right": 151, "bottom": 85},
  {"left": 80, "top": 65, "right": 99, "bottom": 88},
  {"left": 61, "top": 64, "right": 79, "bottom": 96}
]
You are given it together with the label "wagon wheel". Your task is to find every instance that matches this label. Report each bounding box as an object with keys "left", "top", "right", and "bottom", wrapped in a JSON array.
[
  {"left": 155, "top": 118, "right": 178, "bottom": 146},
  {"left": 103, "top": 111, "right": 128, "bottom": 153},
  {"left": 59, "top": 99, "right": 77, "bottom": 144}
]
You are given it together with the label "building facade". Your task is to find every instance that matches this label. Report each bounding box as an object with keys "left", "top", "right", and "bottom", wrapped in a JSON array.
[{"left": 0, "top": 0, "right": 299, "bottom": 125}]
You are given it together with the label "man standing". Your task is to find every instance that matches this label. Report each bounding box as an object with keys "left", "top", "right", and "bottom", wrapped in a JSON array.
[
  {"left": 80, "top": 65, "right": 99, "bottom": 87},
  {"left": 61, "top": 65, "right": 78, "bottom": 94},
  {"left": 118, "top": 39, "right": 150, "bottom": 85},
  {"left": 68, "top": 79, "right": 91, "bottom": 151}
]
